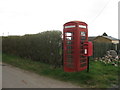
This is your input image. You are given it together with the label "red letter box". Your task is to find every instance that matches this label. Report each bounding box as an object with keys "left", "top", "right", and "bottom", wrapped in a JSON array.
[{"left": 83, "top": 42, "right": 93, "bottom": 56}]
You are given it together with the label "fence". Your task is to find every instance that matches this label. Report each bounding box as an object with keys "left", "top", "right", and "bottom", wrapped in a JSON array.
[{"left": 92, "top": 42, "right": 119, "bottom": 58}]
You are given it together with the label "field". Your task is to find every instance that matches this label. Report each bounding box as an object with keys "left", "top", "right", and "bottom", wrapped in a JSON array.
[{"left": 2, "top": 53, "right": 119, "bottom": 88}]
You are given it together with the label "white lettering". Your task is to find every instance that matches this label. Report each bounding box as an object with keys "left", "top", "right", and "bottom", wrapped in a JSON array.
[
  {"left": 79, "top": 25, "right": 86, "bottom": 28},
  {"left": 65, "top": 25, "right": 76, "bottom": 28}
]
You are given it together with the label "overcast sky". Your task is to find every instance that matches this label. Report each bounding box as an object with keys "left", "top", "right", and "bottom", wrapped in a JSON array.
[{"left": 0, "top": 0, "right": 119, "bottom": 38}]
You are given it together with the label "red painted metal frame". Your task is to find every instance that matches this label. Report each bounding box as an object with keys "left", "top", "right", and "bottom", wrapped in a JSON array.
[{"left": 63, "top": 21, "right": 89, "bottom": 72}]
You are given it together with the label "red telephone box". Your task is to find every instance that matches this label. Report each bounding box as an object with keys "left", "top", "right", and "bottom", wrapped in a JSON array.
[{"left": 63, "top": 21, "right": 93, "bottom": 72}]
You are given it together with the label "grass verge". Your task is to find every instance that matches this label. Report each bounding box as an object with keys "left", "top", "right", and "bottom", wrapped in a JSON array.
[{"left": 2, "top": 53, "right": 119, "bottom": 88}]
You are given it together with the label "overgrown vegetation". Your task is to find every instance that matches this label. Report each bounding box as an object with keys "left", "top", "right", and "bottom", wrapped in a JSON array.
[
  {"left": 2, "top": 31, "right": 62, "bottom": 68},
  {"left": 2, "top": 31, "right": 119, "bottom": 63},
  {"left": 2, "top": 53, "right": 119, "bottom": 88}
]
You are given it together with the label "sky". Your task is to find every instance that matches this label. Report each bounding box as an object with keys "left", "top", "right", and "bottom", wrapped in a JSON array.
[{"left": 0, "top": 0, "right": 119, "bottom": 38}]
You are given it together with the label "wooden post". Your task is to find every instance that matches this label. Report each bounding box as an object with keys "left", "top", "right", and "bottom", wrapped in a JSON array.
[{"left": 87, "top": 57, "right": 89, "bottom": 72}]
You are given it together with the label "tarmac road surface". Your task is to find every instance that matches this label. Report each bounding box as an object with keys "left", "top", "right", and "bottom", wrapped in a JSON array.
[{"left": 2, "top": 63, "right": 81, "bottom": 88}]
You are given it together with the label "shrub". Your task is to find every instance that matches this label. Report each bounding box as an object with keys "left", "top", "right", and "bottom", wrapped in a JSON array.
[{"left": 2, "top": 31, "right": 62, "bottom": 68}]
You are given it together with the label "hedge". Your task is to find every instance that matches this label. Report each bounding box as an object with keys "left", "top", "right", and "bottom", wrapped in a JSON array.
[
  {"left": 2, "top": 31, "right": 119, "bottom": 67},
  {"left": 2, "top": 31, "right": 62, "bottom": 68}
]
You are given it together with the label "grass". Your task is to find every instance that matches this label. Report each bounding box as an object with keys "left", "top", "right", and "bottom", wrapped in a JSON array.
[{"left": 2, "top": 53, "right": 119, "bottom": 88}]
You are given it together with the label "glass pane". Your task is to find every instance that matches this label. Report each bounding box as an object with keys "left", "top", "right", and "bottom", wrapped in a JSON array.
[
  {"left": 66, "top": 63, "right": 74, "bottom": 68},
  {"left": 67, "top": 50, "right": 73, "bottom": 54},
  {"left": 67, "top": 58, "right": 73, "bottom": 63},
  {"left": 66, "top": 37, "right": 72, "bottom": 40},
  {"left": 80, "top": 50, "right": 84, "bottom": 53},
  {"left": 66, "top": 41, "right": 73, "bottom": 45},
  {"left": 80, "top": 63, "right": 87, "bottom": 67},
  {"left": 67, "top": 46, "right": 73, "bottom": 49},
  {"left": 81, "top": 37, "right": 86, "bottom": 40},
  {"left": 80, "top": 55, "right": 86, "bottom": 58},
  {"left": 65, "top": 32, "right": 73, "bottom": 36},
  {"left": 67, "top": 55, "right": 72, "bottom": 58},
  {"left": 80, "top": 32, "right": 86, "bottom": 36},
  {"left": 81, "top": 40, "right": 85, "bottom": 42},
  {"left": 80, "top": 46, "right": 83, "bottom": 49},
  {"left": 80, "top": 59, "right": 86, "bottom": 63}
]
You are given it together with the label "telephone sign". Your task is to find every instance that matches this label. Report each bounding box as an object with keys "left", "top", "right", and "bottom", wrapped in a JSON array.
[{"left": 63, "top": 21, "right": 93, "bottom": 72}]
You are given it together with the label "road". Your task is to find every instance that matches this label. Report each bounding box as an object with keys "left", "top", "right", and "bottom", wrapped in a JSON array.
[{"left": 2, "top": 63, "right": 81, "bottom": 88}]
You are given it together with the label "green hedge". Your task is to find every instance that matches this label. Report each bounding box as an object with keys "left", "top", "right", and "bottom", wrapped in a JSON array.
[
  {"left": 2, "top": 31, "right": 62, "bottom": 68},
  {"left": 2, "top": 31, "right": 119, "bottom": 67}
]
